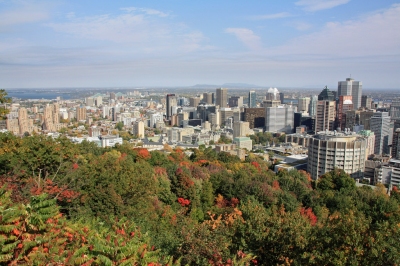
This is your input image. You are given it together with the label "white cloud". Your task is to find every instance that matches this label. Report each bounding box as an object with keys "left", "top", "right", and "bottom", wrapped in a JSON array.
[
  {"left": 272, "top": 3, "right": 400, "bottom": 58},
  {"left": 120, "top": 7, "right": 169, "bottom": 17},
  {"left": 250, "top": 12, "right": 291, "bottom": 20},
  {"left": 0, "top": 3, "right": 50, "bottom": 29},
  {"left": 290, "top": 21, "right": 312, "bottom": 31},
  {"left": 295, "top": 0, "right": 351, "bottom": 11},
  {"left": 39, "top": 7, "right": 209, "bottom": 58},
  {"left": 225, "top": 28, "right": 262, "bottom": 50}
]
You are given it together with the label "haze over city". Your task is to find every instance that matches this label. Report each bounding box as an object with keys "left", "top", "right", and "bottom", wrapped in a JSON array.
[{"left": 1, "top": 0, "right": 400, "bottom": 89}]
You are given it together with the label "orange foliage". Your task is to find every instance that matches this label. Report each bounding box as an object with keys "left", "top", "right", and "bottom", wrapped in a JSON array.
[
  {"left": 300, "top": 207, "right": 317, "bottom": 226},
  {"left": 135, "top": 148, "right": 151, "bottom": 160}
]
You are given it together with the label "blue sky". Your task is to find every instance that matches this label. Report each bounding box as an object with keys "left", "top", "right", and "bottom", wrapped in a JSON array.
[{"left": 1, "top": 0, "right": 399, "bottom": 89}]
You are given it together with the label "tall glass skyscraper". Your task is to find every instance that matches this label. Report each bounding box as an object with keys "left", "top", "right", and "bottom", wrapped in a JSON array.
[{"left": 248, "top": 90, "right": 256, "bottom": 108}]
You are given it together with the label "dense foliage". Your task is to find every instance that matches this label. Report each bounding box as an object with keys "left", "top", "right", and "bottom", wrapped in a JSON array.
[{"left": 1, "top": 132, "right": 400, "bottom": 265}]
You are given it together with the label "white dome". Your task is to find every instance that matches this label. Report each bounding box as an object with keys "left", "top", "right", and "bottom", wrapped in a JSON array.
[
  {"left": 343, "top": 99, "right": 353, "bottom": 104},
  {"left": 267, "top": 87, "right": 279, "bottom": 93}
]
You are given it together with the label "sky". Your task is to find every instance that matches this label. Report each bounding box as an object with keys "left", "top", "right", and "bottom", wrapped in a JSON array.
[{"left": 0, "top": 0, "right": 400, "bottom": 89}]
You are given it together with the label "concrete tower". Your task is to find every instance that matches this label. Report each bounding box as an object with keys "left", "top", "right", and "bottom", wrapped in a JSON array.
[{"left": 338, "top": 77, "right": 362, "bottom": 110}]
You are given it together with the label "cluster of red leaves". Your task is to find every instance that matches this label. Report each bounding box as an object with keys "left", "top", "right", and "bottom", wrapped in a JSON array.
[
  {"left": 135, "top": 148, "right": 151, "bottom": 160},
  {"left": 393, "top": 186, "right": 398, "bottom": 192},
  {"left": 215, "top": 195, "right": 239, "bottom": 208},
  {"left": 272, "top": 180, "right": 280, "bottom": 190},
  {"left": 154, "top": 167, "right": 167, "bottom": 176},
  {"left": 30, "top": 179, "right": 79, "bottom": 202},
  {"left": 251, "top": 161, "right": 261, "bottom": 171},
  {"left": 178, "top": 197, "right": 190, "bottom": 207},
  {"left": 300, "top": 207, "right": 317, "bottom": 226}
]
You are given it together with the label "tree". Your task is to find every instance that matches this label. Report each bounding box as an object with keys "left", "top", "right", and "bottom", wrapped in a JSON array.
[
  {"left": 0, "top": 89, "right": 11, "bottom": 118},
  {"left": 115, "top": 121, "right": 124, "bottom": 131}
]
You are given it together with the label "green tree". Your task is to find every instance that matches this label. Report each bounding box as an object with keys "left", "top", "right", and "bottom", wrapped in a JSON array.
[{"left": 0, "top": 89, "right": 11, "bottom": 118}]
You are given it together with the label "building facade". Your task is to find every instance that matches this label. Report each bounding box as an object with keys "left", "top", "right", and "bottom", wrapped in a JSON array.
[{"left": 307, "top": 131, "right": 367, "bottom": 180}]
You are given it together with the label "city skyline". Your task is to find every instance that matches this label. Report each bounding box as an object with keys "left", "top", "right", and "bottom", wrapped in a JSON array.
[{"left": 0, "top": 1, "right": 400, "bottom": 89}]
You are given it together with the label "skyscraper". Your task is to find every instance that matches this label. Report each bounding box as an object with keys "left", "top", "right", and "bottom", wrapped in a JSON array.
[
  {"left": 392, "top": 128, "right": 400, "bottom": 160},
  {"left": 248, "top": 90, "right": 257, "bottom": 108},
  {"left": 265, "top": 105, "right": 296, "bottom": 134},
  {"left": 166, "top": 94, "right": 177, "bottom": 119},
  {"left": 390, "top": 98, "right": 400, "bottom": 120},
  {"left": 298, "top": 97, "right": 310, "bottom": 113},
  {"left": 315, "top": 100, "right": 336, "bottom": 132},
  {"left": 216, "top": 88, "right": 228, "bottom": 108},
  {"left": 338, "top": 77, "right": 362, "bottom": 110},
  {"left": 318, "top": 86, "right": 335, "bottom": 101},
  {"left": 309, "top": 95, "right": 318, "bottom": 116},
  {"left": 371, "top": 112, "right": 391, "bottom": 155},
  {"left": 266, "top": 88, "right": 280, "bottom": 101},
  {"left": 337, "top": 96, "right": 353, "bottom": 130}
]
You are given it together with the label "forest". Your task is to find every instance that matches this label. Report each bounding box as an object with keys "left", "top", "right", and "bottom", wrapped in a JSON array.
[{"left": 0, "top": 132, "right": 400, "bottom": 265}]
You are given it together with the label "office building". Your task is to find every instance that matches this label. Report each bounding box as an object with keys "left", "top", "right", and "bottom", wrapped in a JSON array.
[
  {"left": 229, "top": 96, "right": 243, "bottom": 108},
  {"left": 279, "top": 92, "right": 285, "bottom": 104},
  {"left": 189, "top": 97, "right": 200, "bottom": 107},
  {"left": 359, "top": 110, "right": 375, "bottom": 130},
  {"left": 132, "top": 121, "right": 145, "bottom": 138},
  {"left": 371, "top": 112, "right": 391, "bottom": 155},
  {"left": 338, "top": 78, "right": 362, "bottom": 110},
  {"left": 166, "top": 94, "right": 177, "bottom": 119},
  {"left": 361, "top": 95, "right": 372, "bottom": 109},
  {"left": 309, "top": 95, "right": 318, "bottom": 117},
  {"left": 248, "top": 91, "right": 257, "bottom": 108},
  {"left": 202, "top": 92, "right": 214, "bottom": 105},
  {"left": 318, "top": 86, "right": 335, "bottom": 101},
  {"left": 266, "top": 88, "right": 280, "bottom": 101},
  {"left": 233, "top": 121, "right": 250, "bottom": 138},
  {"left": 244, "top": 108, "right": 265, "bottom": 129},
  {"left": 315, "top": 101, "right": 336, "bottom": 132},
  {"left": 337, "top": 96, "right": 353, "bottom": 130},
  {"left": 392, "top": 128, "right": 400, "bottom": 159},
  {"left": 298, "top": 97, "right": 310, "bottom": 113},
  {"left": 307, "top": 131, "right": 367, "bottom": 180},
  {"left": 390, "top": 98, "right": 400, "bottom": 120},
  {"left": 265, "top": 105, "right": 296, "bottom": 134},
  {"left": 216, "top": 88, "right": 228, "bottom": 108}
]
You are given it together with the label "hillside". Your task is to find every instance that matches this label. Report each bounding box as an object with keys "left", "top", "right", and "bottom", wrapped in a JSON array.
[{"left": 0, "top": 133, "right": 399, "bottom": 265}]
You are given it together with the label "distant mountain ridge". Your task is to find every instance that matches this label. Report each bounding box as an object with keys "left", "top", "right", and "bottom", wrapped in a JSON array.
[{"left": 191, "top": 83, "right": 261, "bottom": 88}]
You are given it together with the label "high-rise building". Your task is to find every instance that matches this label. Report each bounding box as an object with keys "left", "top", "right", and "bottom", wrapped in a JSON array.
[
  {"left": 359, "top": 110, "right": 375, "bottom": 130},
  {"left": 309, "top": 95, "right": 318, "bottom": 117},
  {"left": 307, "top": 131, "right": 367, "bottom": 180},
  {"left": 132, "top": 121, "right": 145, "bottom": 138},
  {"left": 219, "top": 107, "right": 233, "bottom": 126},
  {"left": 189, "top": 97, "right": 200, "bottom": 107},
  {"left": 392, "top": 128, "right": 400, "bottom": 159},
  {"left": 233, "top": 121, "right": 250, "bottom": 138},
  {"left": 318, "top": 86, "right": 335, "bottom": 101},
  {"left": 76, "top": 107, "right": 87, "bottom": 122},
  {"left": 265, "top": 105, "right": 296, "bottom": 134},
  {"left": 279, "top": 92, "right": 285, "bottom": 104},
  {"left": 166, "top": 94, "right": 177, "bottom": 119},
  {"left": 371, "top": 112, "right": 391, "bottom": 155},
  {"left": 298, "top": 97, "right": 310, "bottom": 113},
  {"left": 390, "top": 98, "right": 400, "bottom": 120},
  {"left": 315, "top": 101, "right": 336, "bottom": 132},
  {"left": 216, "top": 88, "right": 228, "bottom": 108},
  {"left": 244, "top": 108, "right": 265, "bottom": 129},
  {"left": 202, "top": 92, "right": 214, "bottom": 104},
  {"left": 337, "top": 96, "right": 353, "bottom": 130},
  {"left": 248, "top": 91, "right": 257, "bottom": 108},
  {"left": 262, "top": 100, "right": 281, "bottom": 108},
  {"left": 338, "top": 78, "right": 362, "bottom": 110},
  {"left": 228, "top": 96, "right": 243, "bottom": 107},
  {"left": 266, "top": 88, "right": 280, "bottom": 101},
  {"left": 361, "top": 95, "right": 372, "bottom": 109}
]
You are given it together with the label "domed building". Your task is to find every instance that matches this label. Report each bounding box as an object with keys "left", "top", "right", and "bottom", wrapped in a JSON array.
[{"left": 266, "top": 87, "right": 280, "bottom": 101}]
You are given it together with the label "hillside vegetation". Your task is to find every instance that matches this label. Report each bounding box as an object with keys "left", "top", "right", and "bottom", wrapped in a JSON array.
[{"left": 0, "top": 133, "right": 399, "bottom": 265}]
